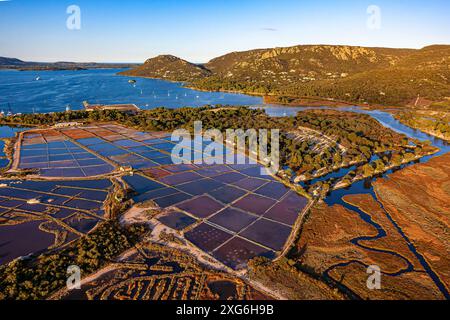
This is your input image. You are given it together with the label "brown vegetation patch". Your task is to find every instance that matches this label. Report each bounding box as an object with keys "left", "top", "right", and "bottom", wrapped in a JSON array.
[
  {"left": 373, "top": 153, "right": 450, "bottom": 290},
  {"left": 293, "top": 197, "right": 446, "bottom": 299},
  {"left": 328, "top": 262, "right": 443, "bottom": 300},
  {"left": 295, "top": 203, "right": 409, "bottom": 274},
  {"left": 248, "top": 257, "right": 344, "bottom": 300},
  {"left": 343, "top": 194, "right": 424, "bottom": 271}
]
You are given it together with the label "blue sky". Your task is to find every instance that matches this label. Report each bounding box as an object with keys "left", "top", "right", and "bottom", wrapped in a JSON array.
[{"left": 0, "top": 0, "right": 449, "bottom": 63}]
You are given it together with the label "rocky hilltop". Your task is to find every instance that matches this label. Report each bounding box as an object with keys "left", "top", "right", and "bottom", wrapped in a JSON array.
[
  {"left": 123, "top": 44, "right": 450, "bottom": 106},
  {"left": 119, "top": 55, "right": 210, "bottom": 82},
  {"left": 205, "top": 45, "right": 413, "bottom": 76}
]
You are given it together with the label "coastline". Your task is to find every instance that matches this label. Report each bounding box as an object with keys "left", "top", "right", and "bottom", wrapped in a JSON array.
[
  {"left": 0, "top": 65, "right": 137, "bottom": 72},
  {"left": 392, "top": 118, "right": 450, "bottom": 143},
  {"left": 116, "top": 71, "right": 404, "bottom": 111}
]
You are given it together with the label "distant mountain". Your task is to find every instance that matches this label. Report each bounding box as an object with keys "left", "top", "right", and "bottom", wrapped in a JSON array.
[
  {"left": 0, "top": 57, "right": 138, "bottom": 71},
  {"left": 0, "top": 57, "right": 31, "bottom": 67},
  {"left": 119, "top": 55, "right": 210, "bottom": 81},
  {"left": 122, "top": 44, "right": 450, "bottom": 106}
]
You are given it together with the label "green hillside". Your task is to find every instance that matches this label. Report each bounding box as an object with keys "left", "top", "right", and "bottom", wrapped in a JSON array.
[{"left": 121, "top": 45, "right": 450, "bottom": 106}]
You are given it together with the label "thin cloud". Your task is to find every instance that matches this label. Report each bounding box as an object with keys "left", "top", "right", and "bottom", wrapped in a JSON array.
[{"left": 261, "top": 27, "right": 278, "bottom": 32}]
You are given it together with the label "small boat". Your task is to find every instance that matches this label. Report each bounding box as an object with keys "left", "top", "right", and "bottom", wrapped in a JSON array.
[
  {"left": 128, "top": 79, "right": 136, "bottom": 84},
  {"left": 6, "top": 103, "right": 13, "bottom": 116},
  {"left": 35, "top": 76, "right": 41, "bottom": 81}
]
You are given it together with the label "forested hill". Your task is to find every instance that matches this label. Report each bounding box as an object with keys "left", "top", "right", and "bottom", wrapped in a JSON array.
[
  {"left": 0, "top": 57, "right": 31, "bottom": 67},
  {"left": 122, "top": 44, "right": 450, "bottom": 106},
  {"left": 119, "top": 55, "right": 211, "bottom": 81}
]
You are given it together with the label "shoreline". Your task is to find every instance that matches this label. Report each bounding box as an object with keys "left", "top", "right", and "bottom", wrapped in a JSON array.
[
  {"left": 116, "top": 71, "right": 406, "bottom": 111},
  {"left": 393, "top": 119, "right": 450, "bottom": 143},
  {"left": 1, "top": 65, "right": 137, "bottom": 72},
  {"left": 332, "top": 148, "right": 440, "bottom": 191},
  {"left": 143, "top": 77, "right": 450, "bottom": 145}
]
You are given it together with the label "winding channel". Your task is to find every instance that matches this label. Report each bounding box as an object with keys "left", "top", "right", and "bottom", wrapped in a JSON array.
[{"left": 260, "top": 105, "right": 450, "bottom": 299}]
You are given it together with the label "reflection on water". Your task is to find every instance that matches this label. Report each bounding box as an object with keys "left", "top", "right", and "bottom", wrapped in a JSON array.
[
  {"left": 0, "top": 125, "right": 29, "bottom": 139},
  {"left": 0, "top": 69, "right": 262, "bottom": 114},
  {"left": 0, "top": 125, "right": 32, "bottom": 168}
]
